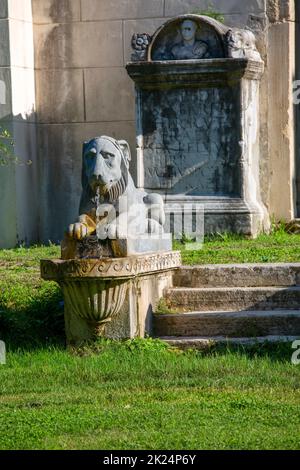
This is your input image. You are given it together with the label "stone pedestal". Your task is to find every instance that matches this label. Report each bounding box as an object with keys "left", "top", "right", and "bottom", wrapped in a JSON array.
[
  {"left": 41, "top": 251, "right": 181, "bottom": 346},
  {"left": 127, "top": 15, "right": 270, "bottom": 237}
]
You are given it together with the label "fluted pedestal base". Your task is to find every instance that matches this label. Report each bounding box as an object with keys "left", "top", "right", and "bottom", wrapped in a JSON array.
[{"left": 41, "top": 251, "right": 181, "bottom": 346}]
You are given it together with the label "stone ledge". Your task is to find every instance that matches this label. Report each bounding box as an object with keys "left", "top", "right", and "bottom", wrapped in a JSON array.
[
  {"left": 174, "top": 263, "right": 300, "bottom": 288},
  {"left": 154, "top": 310, "right": 300, "bottom": 337},
  {"left": 41, "top": 251, "right": 182, "bottom": 281},
  {"left": 158, "top": 335, "right": 299, "bottom": 350},
  {"left": 162, "top": 197, "right": 261, "bottom": 214},
  {"left": 164, "top": 286, "right": 300, "bottom": 312},
  {"left": 127, "top": 58, "right": 264, "bottom": 90}
]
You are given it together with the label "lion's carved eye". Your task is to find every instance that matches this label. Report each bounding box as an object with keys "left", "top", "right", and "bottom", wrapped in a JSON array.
[
  {"left": 101, "top": 151, "right": 115, "bottom": 160},
  {"left": 87, "top": 148, "right": 97, "bottom": 157}
]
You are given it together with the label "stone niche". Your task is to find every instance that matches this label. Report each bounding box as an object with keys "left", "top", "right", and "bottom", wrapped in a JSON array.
[{"left": 127, "top": 15, "right": 269, "bottom": 236}]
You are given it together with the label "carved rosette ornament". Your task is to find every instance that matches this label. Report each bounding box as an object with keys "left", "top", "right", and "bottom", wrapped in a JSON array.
[{"left": 131, "top": 33, "right": 152, "bottom": 61}]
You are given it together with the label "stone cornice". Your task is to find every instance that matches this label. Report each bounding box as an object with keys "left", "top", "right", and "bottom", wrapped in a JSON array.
[{"left": 126, "top": 59, "right": 264, "bottom": 90}]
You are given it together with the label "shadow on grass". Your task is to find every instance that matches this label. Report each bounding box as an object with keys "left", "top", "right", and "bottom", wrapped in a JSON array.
[
  {"left": 186, "top": 340, "right": 298, "bottom": 363},
  {"left": 71, "top": 336, "right": 298, "bottom": 364},
  {"left": 0, "top": 288, "right": 65, "bottom": 352}
]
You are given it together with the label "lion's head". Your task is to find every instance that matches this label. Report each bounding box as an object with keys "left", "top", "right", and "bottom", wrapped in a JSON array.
[{"left": 80, "top": 136, "right": 131, "bottom": 208}]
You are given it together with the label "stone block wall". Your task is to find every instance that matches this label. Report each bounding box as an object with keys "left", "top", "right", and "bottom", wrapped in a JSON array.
[
  {"left": 266, "top": 0, "right": 298, "bottom": 221},
  {"left": 296, "top": 0, "right": 300, "bottom": 217},
  {"left": 0, "top": 0, "right": 298, "bottom": 245},
  {"left": 0, "top": 0, "right": 38, "bottom": 248},
  {"left": 32, "top": 0, "right": 271, "bottom": 243}
]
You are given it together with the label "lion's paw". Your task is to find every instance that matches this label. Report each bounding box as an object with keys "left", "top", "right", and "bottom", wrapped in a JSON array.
[
  {"left": 107, "top": 224, "right": 128, "bottom": 240},
  {"left": 68, "top": 222, "right": 88, "bottom": 240},
  {"left": 97, "top": 223, "right": 129, "bottom": 240}
]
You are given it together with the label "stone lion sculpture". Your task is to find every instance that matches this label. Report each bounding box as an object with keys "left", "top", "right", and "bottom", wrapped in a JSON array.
[
  {"left": 225, "top": 29, "right": 262, "bottom": 61},
  {"left": 68, "top": 136, "right": 166, "bottom": 242}
]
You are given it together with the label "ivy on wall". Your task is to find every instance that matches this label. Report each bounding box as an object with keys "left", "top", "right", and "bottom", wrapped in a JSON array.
[
  {"left": 0, "top": 126, "right": 31, "bottom": 166},
  {"left": 191, "top": 3, "right": 225, "bottom": 23},
  {"left": 0, "top": 127, "right": 16, "bottom": 166}
]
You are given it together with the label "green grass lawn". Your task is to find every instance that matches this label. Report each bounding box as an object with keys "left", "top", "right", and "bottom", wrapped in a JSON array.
[
  {"left": 0, "top": 235, "right": 300, "bottom": 450},
  {"left": 175, "top": 228, "right": 300, "bottom": 265},
  {"left": 1, "top": 342, "right": 300, "bottom": 450},
  {"left": 0, "top": 245, "right": 63, "bottom": 349}
]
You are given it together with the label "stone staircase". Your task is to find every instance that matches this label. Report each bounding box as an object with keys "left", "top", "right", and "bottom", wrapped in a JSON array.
[{"left": 153, "top": 264, "right": 300, "bottom": 349}]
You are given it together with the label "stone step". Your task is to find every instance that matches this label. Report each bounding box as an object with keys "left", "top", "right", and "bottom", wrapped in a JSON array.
[
  {"left": 153, "top": 311, "right": 300, "bottom": 338},
  {"left": 159, "top": 335, "right": 299, "bottom": 351},
  {"left": 173, "top": 264, "right": 300, "bottom": 288},
  {"left": 165, "top": 286, "right": 300, "bottom": 312}
]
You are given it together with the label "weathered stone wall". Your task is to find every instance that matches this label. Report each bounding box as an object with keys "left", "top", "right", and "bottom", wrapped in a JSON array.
[
  {"left": 0, "top": 0, "right": 298, "bottom": 246},
  {"left": 266, "top": 0, "right": 297, "bottom": 220},
  {"left": 296, "top": 1, "right": 300, "bottom": 217},
  {"left": 138, "top": 85, "right": 242, "bottom": 196},
  {"left": 0, "top": 0, "right": 38, "bottom": 248},
  {"left": 32, "top": 0, "right": 271, "bottom": 243}
]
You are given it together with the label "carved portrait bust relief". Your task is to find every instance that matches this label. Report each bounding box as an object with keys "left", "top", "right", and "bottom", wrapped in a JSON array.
[
  {"left": 151, "top": 19, "right": 211, "bottom": 61},
  {"left": 171, "top": 19, "right": 210, "bottom": 60}
]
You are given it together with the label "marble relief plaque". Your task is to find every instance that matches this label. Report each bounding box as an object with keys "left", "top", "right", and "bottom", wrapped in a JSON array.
[
  {"left": 140, "top": 86, "right": 241, "bottom": 197},
  {"left": 127, "top": 15, "right": 268, "bottom": 236}
]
